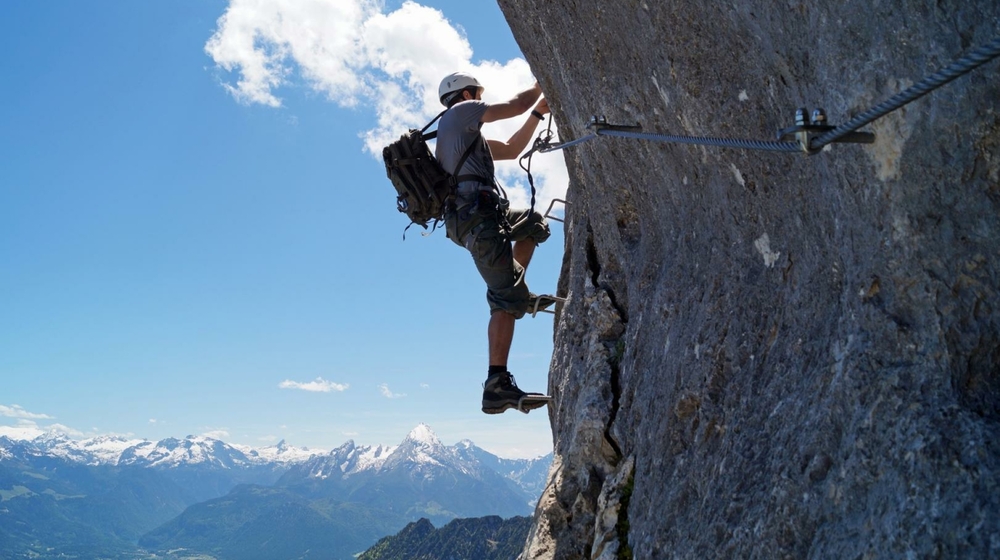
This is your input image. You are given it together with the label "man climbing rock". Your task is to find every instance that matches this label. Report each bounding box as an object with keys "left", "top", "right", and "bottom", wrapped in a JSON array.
[{"left": 435, "top": 71, "right": 555, "bottom": 414}]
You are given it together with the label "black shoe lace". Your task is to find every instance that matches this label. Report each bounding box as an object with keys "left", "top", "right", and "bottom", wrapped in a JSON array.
[{"left": 501, "top": 372, "right": 519, "bottom": 390}]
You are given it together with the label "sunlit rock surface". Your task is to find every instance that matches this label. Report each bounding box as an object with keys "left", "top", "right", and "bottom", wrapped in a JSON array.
[{"left": 499, "top": 1, "right": 1000, "bottom": 557}]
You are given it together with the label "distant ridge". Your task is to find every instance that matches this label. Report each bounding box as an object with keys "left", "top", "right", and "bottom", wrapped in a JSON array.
[
  {"left": 0, "top": 424, "right": 552, "bottom": 559},
  {"left": 358, "top": 516, "right": 533, "bottom": 560},
  {"left": 0, "top": 430, "right": 323, "bottom": 468}
]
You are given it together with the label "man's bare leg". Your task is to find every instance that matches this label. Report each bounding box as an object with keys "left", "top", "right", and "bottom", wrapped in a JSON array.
[
  {"left": 488, "top": 310, "right": 516, "bottom": 367},
  {"left": 483, "top": 307, "right": 548, "bottom": 413},
  {"left": 512, "top": 239, "right": 537, "bottom": 271},
  {"left": 489, "top": 239, "right": 538, "bottom": 368}
]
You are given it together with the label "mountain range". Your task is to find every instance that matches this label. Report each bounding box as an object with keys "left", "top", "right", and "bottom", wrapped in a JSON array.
[
  {"left": 0, "top": 424, "right": 551, "bottom": 559},
  {"left": 1, "top": 430, "right": 320, "bottom": 468}
]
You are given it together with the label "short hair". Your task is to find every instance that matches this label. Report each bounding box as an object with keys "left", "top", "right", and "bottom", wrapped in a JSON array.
[{"left": 446, "top": 86, "right": 481, "bottom": 108}]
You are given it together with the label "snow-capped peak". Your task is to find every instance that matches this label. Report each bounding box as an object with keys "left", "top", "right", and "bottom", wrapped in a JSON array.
[
  {"left": 303, "top": 440, "right": 397, "bottom": 479},
  {"left": 31, "top": 431, "right": 74, "bottom": 447},
  {"left": 404, "top": 423, "right": 441, "bottom": 447},
  {"left": 77, "top": 435, "right": 146, "bottom": 464},
  {"left": 0, "top": 431, "right": 146, "bottom": 466},
  {"left": 108, "top": 435, "right": 248, "bottom": 469},
  {"left": 233, "top": 439, "right": 324, "bottom": 465}
]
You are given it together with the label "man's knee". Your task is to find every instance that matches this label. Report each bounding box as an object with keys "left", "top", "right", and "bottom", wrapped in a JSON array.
[
  {"left": 486, "top": 285, "right": 530, "bottom": 320},
  {"left": 532, "top": 219, "right": 551, "bottom": 244},
  {"left": 515, "top": 210, "right": 551, "bottom": 245}
]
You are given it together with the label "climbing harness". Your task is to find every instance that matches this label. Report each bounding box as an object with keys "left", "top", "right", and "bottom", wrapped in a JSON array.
[{"left": 528, "top": 36, "right": 1000, "bottom": 157}]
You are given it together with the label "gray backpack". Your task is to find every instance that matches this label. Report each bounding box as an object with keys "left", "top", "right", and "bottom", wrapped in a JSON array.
[{"left": 382, "top": 111, "right": 482, "bottom": 235}]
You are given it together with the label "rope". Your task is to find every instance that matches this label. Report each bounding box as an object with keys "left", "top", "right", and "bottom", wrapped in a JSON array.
[
  {"left": 518, "top": 114, "right": 555, "bottom": 217},
  {"left": 810, "top": 36, "right": 1000, "bottom": 150}
]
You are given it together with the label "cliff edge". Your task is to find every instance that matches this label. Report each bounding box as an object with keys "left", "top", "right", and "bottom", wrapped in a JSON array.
[{"left": 498, "top": 1, "right": 1000, "bottom": 558}]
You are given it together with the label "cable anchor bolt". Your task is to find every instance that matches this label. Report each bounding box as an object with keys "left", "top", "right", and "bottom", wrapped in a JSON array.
[
  {"left": 777, "top": 107, "right": 875, "bottom": 155},
  {"left": 587, "top": 115, "right": 643, "bottom": 134}
]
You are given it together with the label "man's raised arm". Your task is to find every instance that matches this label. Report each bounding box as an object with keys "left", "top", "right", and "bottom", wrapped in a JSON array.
[{"left": 482, "top": 82, "right": 543, "bottom": 123}]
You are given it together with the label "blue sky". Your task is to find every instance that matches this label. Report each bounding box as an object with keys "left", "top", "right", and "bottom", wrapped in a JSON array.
[{"left": 0, "top": 0, "right": 567, "bottom": 458}]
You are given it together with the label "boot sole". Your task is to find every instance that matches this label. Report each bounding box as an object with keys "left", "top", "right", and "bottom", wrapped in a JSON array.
[{"left": 482, "top": 395, "right": 551, "bottom": 415}]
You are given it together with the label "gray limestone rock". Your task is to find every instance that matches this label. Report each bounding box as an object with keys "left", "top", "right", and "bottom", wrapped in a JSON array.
[{"left": 498, "top": 0, "right": 1000, "bottom": 558}]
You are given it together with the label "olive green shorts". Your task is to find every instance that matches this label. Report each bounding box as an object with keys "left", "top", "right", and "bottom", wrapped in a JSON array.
[{"left": 446, "top": 204, "right": 551, "bottom": 319}]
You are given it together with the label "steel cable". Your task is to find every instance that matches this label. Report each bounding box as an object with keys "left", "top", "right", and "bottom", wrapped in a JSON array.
[
  {"left": 530, "top": 36, "right": 1000, "bottom": 156},
  {"left": 594, "top": 128, "right": 802, "bottom": 153},
  {"left": 810, "top": 36, "right": 1000, "bottom": 150}
]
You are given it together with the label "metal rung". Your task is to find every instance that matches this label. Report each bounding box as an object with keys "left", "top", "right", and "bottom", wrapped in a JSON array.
[
  {"left": 530, "top": 295, "right": 567, "bottom": 317},
  {"left": 544, "top": 198, "right": 569, "bottom": 223}
]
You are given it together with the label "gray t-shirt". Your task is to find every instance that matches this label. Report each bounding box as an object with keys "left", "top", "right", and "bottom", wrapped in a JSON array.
[{"left": 435, "top": 100, "right": 494, "bottom": 201}]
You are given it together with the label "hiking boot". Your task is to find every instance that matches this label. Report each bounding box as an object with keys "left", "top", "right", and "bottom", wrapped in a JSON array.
[
  {"left": 527, "top": 293, "right": 561, "bottom": 317},
  {"left": 482, "top": 372, "right": 550, "bottom": 415}
]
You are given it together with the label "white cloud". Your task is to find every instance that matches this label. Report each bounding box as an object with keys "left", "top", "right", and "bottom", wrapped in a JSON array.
[
  {"left": 378, "top": 383, "right": 406, "bottom": 399},
  {"left": 279, "top": 377, "right": 349, "bottom": 392},
  {"left": 0, "top": 423, "right": 44, "bottom": 440},
  {"left": 206, "top": 0, "right": 568, "bottom": 209},
  {"left": 205, "top": 0, "right": 378, "bottom": 107},
  {"left": 149, "top": 418, "right": 157, "bottom": 424},
  {"left": 0, "top": 404, "right": 54, "bottom": 420},
  {"left": 202, "top": 429, "right": 231, "bottom": 440}
]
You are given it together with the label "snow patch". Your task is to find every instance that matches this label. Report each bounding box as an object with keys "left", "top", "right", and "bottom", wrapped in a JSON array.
[
  {"left": 77, "top": 435, "right": 146, "bottom": 465},
  {"left": 233, "top": 439, "right": 324, "bottom": 465},
  {"left": 355, "top": 444, "right": 396, "bottom": 472}
]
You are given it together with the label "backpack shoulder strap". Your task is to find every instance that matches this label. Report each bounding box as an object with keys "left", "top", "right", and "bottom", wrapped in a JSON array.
[
  {"left": 452, "top": 133, "right": 488, "bottom": 184},
  {"left": 420, "top": 110, "right": 448, "bottom": 136}
]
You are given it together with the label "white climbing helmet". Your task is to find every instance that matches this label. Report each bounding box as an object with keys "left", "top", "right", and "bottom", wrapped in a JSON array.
[{"left": 438, "top": 72, "right": 483, "bottom": 106}]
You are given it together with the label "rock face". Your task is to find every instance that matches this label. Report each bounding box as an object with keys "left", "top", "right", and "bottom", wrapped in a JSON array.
[{"left": 498, "top": 1, "right": 1000, "bottom": 558}]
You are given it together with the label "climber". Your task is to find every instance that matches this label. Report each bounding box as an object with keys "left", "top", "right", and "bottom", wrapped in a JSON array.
[{"left": 435, "top": 71, "right": 556, "bottom": 415}]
